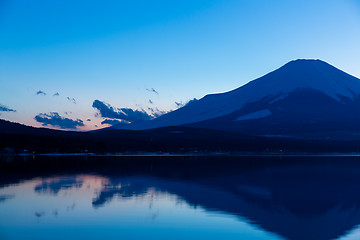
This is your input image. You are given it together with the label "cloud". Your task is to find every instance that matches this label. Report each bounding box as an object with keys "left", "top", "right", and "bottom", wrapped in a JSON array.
[
  {"left": 34, "top": 178, "right": 83, "bottom": 195},
  {"left": 147, "top": 107, "right": 167, "bottom": 118},
  {"left": 0, "top": 194, "right": 15, "bottom": 203},
  {"left": 36, "top": 90, "right": 46, "bottom": 96},
  {"left": 146, "top": 88, "right": 159, "bottom": 95},
  {"left": 35, "top": 211, "right": 45, "bottom": 218},
  {"left": 175, "top": 101, "right": 184, "bottom": 108},
  {"left": 187, "top": 98, "right": 198, "bottom": 105},
  {"left": 87, "top": 119, "right": 91, "bottom": 121},
  {"left": 101, "top": 119, "right": 123, "bottom": 126},
  {"left": 0, "top": 104, "right": 16, "bottom": 113},
  {"left": 92, "top": 100, "right": 153, "bottom": 123},
  {"left": 53, "top": 92, "right": 60, "bottom": 96},
  {"left": 67, "top": 97, "right": 76, "bottom": 104},
  {"left": 175, "top": 98, "right": 198, "bottom": 108},
  {"left": 34, "top": 112, "right": 84, "bottom": 129},
  {"left": 148, "top": 99, "right": 153, "bottom": 104}
]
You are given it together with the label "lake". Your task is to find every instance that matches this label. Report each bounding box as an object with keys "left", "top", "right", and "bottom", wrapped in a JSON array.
[{"left": 1, "top": 155, "right": 360, "bottom": 240}]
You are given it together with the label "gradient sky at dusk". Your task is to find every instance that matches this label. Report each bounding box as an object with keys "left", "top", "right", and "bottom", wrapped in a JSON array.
[{"left": 1, "top": 0, "right": 360, "bottom": 130}]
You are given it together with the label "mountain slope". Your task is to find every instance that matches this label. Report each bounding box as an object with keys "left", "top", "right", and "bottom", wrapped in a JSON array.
[
  {"left": 187, "top": 89, "right": 360, "bottom": 139},
  {"left": 113, "top": 59, "right": 360, "bottom": 138}
]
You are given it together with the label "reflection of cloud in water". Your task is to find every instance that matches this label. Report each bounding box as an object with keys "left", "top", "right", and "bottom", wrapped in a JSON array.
[
  {"left": 91, "top": 175, "right": 185, "bottom": 209},
  {"left": 0, "top": 194, "right": 14, "bottom": 203},
  {"left": 35, "top": 211, "right": 45, "bottom": 218},
  {"left": 34, "top": 177, "right": 83, "bottom": 195},
  {"left": 66, "top": 203, "right": 76, "bottom": 211},
  {"left": 144, "top": 210, "right": 159, "bottom": 221},
  {"left": 92, "top": 179, "right": 154, "bottom": 208},
  {"left": 53, "top": 209, "right": 58, "bottom": 216}
]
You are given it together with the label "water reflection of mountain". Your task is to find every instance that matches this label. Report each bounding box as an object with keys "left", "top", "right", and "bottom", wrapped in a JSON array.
[
  {"left": 90, "top": 158, "right": 360, "bottom": 240},
  {"left": 2, "top": 156, "right": 360, "bottom": 239},
  {"left": 95, "top": 173, "right": 360, "bottom": 240}
]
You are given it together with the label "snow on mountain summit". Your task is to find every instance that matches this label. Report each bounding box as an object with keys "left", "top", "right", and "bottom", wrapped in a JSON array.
[
  {"left": 117, "top": 59, "right": 360, "bottom": 130},
  {"left": 238, "top": 59, "right": 360, "bottom": 101}
]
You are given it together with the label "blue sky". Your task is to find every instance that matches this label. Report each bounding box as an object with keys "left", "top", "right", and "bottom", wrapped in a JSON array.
[{"left": 1, "top": 0, "right": 360, "bottom": 130}]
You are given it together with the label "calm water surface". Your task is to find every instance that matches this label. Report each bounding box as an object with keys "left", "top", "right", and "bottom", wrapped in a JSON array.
[{"left": 1, "top": 156, "right": 360, "bottom": 240}]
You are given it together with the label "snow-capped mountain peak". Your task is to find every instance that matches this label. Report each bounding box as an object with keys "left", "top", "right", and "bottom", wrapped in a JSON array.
[
  {"left": 239, "top": 59, "right": 360, "bottom": 101},
  {"left": 115, "top": 59, "right": 360, "bottom": 130}
]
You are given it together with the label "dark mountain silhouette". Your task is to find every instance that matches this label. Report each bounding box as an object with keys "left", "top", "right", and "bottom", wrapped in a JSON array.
[{"left": 2, "top": 118, "right": 360, "bottom": 153}]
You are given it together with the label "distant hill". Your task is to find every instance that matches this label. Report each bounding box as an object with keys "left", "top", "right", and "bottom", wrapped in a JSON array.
[
  {"left": 0, "top": 119, "right": 68, "bottom": 135},
  {"left": 1, "top": 118, "right": 360, "bottom": 154}
]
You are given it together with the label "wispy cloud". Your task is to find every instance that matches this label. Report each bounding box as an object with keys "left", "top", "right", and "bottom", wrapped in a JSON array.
[
  {"left": 36, "top": 90, "right": 46, "bottom": 96},
  {"left": 34, "top": 178, "right": 83, "bottom": 195},
  {"left": 148, "top": 99, "right": 153, "bottom": 104},
  {"left": 146, "top": 88, "right": 159, "bottom": 95},
  {"left": 101, "top": 119, "right": 123, "bottom": 126},
  {"left": 34, "top": 112, "right": 84, "bottom": 129},
  {"left": 175, "top": 98, "right": 198, "bottom": 108},
  {"left": 175, "top": 101, "right": 184, "bottom": 108},
  {"left": 67, "top": 97, "right": 76, "bottom": 104},
  {"left": 92, "top": 100, "right": 153, "bottom": 123},
  {"left": 0, "top": 194, "right": 15, "bottom": 203},
  {"left": 53, "top": 92, "right": 60, "bottom": 96},
  {"left": 35, "top": 211, "right": 45, "bottom": 218},
  {"left": 0, "top": 104, "right": 16, "bottom": 113},
  {"left": 147, "top": 107, "right": 167, "bottom": 118}
]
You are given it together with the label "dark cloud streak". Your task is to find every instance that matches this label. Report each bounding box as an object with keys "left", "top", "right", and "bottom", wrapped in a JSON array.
[
  {"left": 34, "top": 112, "right": 84, "bottom": 129},
  {"left": 147, "top": 107, "right": 167, "bottom": 118},
  {"left": 175, "top": 101, "right": 184, "bottom": 107},
  {"left": 67, "top": 97, "right": 76, "bottom": 104},
  {"left": 101, "top": 119, "right": 123, "bottom": 126},
  {"left": 146, "top": 88, "right": 159, "bottom": 95},
  {"left": 0, "top": 194, "right": 15, "bottom": 203},
  {"left": 0, "top": 104, "right": 16, "bottom": 113},
  {"left": 175, "top": 98, "right": 198, "bottom": 108},
  {"left": 92, "top": 100, "right": 152, "bottom": 123},
  {"left": 36, "top": 90, "right": 46, "bottom": 96}
]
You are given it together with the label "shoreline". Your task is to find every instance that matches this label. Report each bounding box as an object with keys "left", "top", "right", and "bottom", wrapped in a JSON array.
[{"left": 2, "top": 152, "right": 360, "bottom": 157}]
